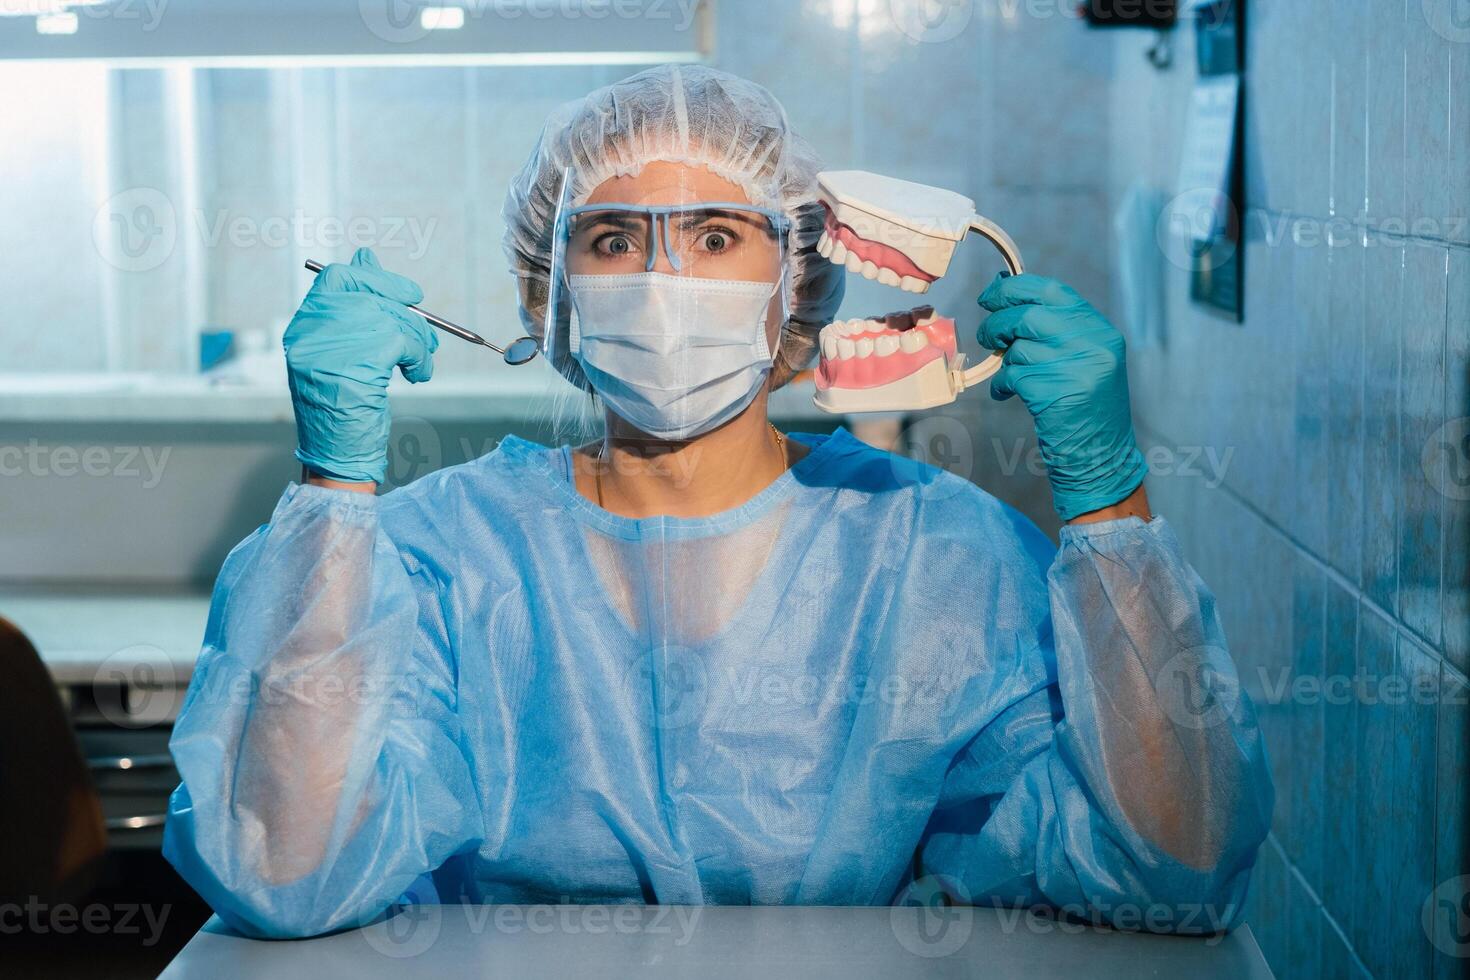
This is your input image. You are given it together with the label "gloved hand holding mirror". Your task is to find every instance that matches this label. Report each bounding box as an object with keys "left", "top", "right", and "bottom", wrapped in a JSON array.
[{"left": 286, "top": 248, "right": 539, "bottom": 487}]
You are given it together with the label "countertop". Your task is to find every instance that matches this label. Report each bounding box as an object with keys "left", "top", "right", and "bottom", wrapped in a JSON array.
[
  {"left": 1, "top": 590, "right": 210, "bottom": 685},
  {"left": 161, "top": 904, "right": 1274, "bottom": 979}
]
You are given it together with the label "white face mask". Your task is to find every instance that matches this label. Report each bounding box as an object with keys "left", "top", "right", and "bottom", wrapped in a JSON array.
[{"left": 568, "top": 271, "right": 781, "bottom": 440}]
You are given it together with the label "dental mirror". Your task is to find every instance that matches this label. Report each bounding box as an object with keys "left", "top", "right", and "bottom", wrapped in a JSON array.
[{"left": 502, "top": 336, "right": 541, "bottom": 366}]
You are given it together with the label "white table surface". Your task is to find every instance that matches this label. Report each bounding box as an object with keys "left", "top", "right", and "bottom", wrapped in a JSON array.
[
  {"left": 161, "top": 904, "right": 1273, "bottom": 980},
  {"left": 0, "top": 591, "right": 210, "bottom": 685}
]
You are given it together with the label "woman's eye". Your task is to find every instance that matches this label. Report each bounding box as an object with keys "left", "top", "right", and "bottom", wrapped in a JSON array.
[
  {"left": 598, "top": 234, "right": 634, "bottom": 256},
  {"left": 701, "top": 232, "right": 729, "bottom": 253}
]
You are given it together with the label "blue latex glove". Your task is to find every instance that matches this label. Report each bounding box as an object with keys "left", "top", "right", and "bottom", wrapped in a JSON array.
[
  {"left": 284, "top": 248, "right": 438, "bottom": 485},
  {"left": 978, "top": 273, "right": 1147, "bottom": 520}
]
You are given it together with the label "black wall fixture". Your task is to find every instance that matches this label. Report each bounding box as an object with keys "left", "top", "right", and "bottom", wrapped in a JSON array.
[
  {"left": 1186, "top": 0, "right": 1246, "bottom": 320},
  {"left": 1079, "top": 0, "right": 1178, "bottom": 29}
]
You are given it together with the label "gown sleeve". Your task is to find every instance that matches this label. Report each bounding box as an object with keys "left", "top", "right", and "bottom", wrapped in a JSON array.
[
  {"left": 917, "top": 514, "right": 1274, "bottom": 933},
  {"left": 163, "top": 483, "right": 482, "bottom": 939}
]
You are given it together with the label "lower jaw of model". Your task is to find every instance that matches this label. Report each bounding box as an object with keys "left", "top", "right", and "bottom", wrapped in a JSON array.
[{"left": 814, "top": 306, "right": 971, "bottom": 413}]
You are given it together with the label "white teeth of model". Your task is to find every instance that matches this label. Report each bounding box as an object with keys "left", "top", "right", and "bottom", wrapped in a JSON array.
[
  {"left": 829, "top": 240, "right": 849, "bottom": 264},
  {"left": 837, "top": 319, "right": 857, "bottom": 336},
  {"left": 900, "top": 330, "right": 928, "bottom": 353},
  {"left": 854, "top": 337, "right": 875, "bottom": 358},
  {"left": 878, "top": 268, "right": 901, "bottom": 287},
  {"left": 845, "top": 253, "right": 864, "bottom": 274},
  {"left": 875, "top": 334, "right": 900, "bottom": 356},
  {"left": 860, "top": 260, "right": 880, "bottom": 281},
  {"left": 817, "top": 233, "right": 834, "bottom": 258},
  {"left": 822, "top": 332, "right": 838, "bottom": 359},
  {"left": 836, "top": 337, "right": 856, "bottom": 359},
  {"left": 900, "top": 276, "right": 929, "bottom": 293},
  {"left": 916, "top": 313, "right": 935, "bottom": 326}
]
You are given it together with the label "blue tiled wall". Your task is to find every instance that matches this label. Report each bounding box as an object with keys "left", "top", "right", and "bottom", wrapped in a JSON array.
[{"left": 1104, "top": 2, "right": 1470, "bottom": 976}]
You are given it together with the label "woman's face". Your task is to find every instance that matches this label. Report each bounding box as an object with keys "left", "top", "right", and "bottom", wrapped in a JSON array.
[{"left": 567, "top": 161, "right": 787, "bottom": 352}]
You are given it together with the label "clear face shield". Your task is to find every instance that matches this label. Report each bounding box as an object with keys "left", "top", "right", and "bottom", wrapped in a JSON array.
[{"left": 544, "top": 167, "right": 793, "bottom": 440}]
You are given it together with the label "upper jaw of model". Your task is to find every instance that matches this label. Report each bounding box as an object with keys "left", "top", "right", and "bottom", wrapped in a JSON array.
[{"left": 815, "top": 170, "right": 978, "bottom": 294}]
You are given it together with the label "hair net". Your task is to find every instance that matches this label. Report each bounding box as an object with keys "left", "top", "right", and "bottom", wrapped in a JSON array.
[{"left": 502, "top": 64, "right": 846, "bottom": 391}]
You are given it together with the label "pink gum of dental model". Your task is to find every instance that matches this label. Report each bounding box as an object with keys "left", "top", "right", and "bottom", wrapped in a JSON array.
[
  {"left": 821, "top": 208, "right": 938, "bottom": 287},
  {"left": 815, "top": 315, "right": 959, "bottom": 391}
]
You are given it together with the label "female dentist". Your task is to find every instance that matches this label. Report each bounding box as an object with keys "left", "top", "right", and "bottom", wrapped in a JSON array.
[{"left": 164, "top": 65, "right": 1272, "bottom": 939}]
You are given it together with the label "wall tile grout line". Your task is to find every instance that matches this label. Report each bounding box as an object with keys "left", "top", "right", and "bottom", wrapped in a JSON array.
[
  {"left": 1135, "top": 422, "right": 1466, "bottom": 688},
  {"left": 1265, "top": 832, "right": 1374, "bottom": 977}
]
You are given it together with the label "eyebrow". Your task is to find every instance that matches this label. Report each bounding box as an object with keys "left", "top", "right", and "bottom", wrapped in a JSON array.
[
  {"left": 572, "top": 213, "right": 644, "bottom": 236},
  {"left": 672, "top": 208, "right": 765, "bottom": 230}
]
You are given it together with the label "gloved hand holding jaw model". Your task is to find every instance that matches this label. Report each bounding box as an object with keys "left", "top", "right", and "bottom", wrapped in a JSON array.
[
  {"left": 978, "top": 272, "right": 1148, "bottom": 521},
  {"left": 164, "top": 64, "right": 1273, "bottom": 940}
]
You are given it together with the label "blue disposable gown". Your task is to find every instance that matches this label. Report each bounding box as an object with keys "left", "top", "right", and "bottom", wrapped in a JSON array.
[{"left": 164, "top": 429, "right": 1273, "bottom": 939}]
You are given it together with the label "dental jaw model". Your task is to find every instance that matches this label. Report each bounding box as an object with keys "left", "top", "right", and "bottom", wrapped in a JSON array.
[{"left": 812, "top": 171, "right": 1024, "bottom": 414}]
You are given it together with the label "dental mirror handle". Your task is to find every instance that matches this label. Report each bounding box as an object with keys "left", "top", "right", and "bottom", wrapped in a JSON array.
[
  {"left": 303, "top": 259, "right": 504, "bottom": 353},
  {"left": 961, "top": 216, "right": 1024, "bottom": 390}
]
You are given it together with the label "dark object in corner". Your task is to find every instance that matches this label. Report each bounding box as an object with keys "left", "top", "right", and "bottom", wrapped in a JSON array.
[{"left": 0, "top": 616, "right": 107, "bottom": 906}]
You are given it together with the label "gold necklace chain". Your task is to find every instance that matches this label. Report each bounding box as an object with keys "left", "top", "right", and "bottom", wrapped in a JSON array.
[{"left": 594, "top": 423, "right": 787, "bottom": 510}]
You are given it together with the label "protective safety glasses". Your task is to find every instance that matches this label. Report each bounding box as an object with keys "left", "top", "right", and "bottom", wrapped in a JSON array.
[{"left": 563, "top": 203, "right": 790, "bottom": 279}]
